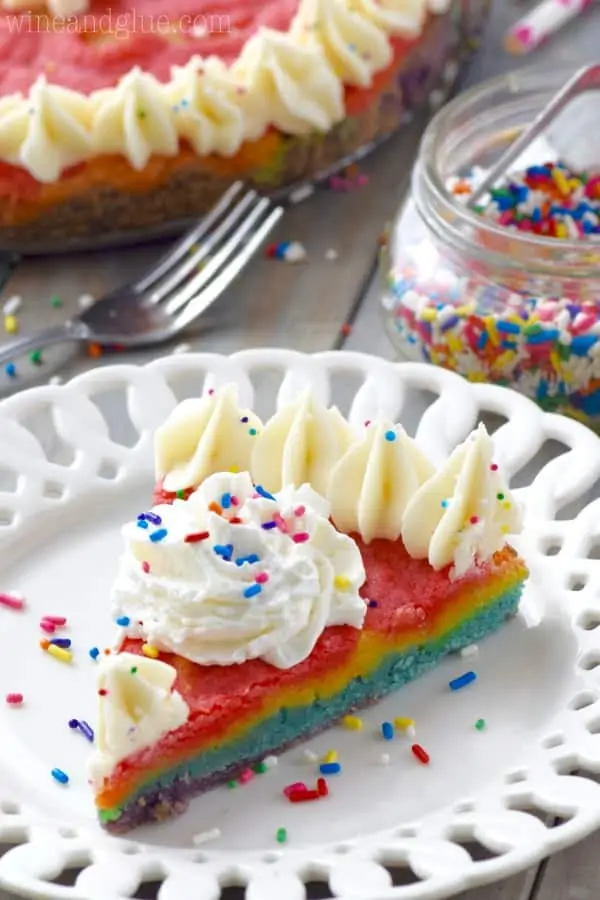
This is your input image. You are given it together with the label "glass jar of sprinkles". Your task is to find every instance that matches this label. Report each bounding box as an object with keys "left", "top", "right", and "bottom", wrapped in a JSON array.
[{"left": 381, "top": 66, "right": 600, "bottom": 426}]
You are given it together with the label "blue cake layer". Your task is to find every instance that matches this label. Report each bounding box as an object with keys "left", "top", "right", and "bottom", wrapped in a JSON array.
[{"left": 103, "top": 583, "right": 523, "bottom": 830}]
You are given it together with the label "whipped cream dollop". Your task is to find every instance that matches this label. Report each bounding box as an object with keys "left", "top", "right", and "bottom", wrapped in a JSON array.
[
  {"left": 91, "top": 68, "right": 179, "bottom": 171},
  {"left": 88, "top": 652, "right": 189, "bottom": 786},
  {"left": 112, "top": 471, "right": 366, "bottom": 669},
  {"left": 155, "top": 385, "right": 263, "bottom": 494},
  {"left": 231, "top": 27, "right": 344, "bottom": 137},
  {"left": 165, "top": 57, "right": 245, "bottom": 157},
  {"left": 291, "top": 0, "right": 392, "bottom": 88},
  {"left": 328, "top": 420, "right": 434, "bottom": 542},
  {"left": 352, "top": 0, "right": 429, "bottom": 36},
  {"left": 401, "top": 424, "right": 522, "bottom": 577},
  {"left": 250, "top": 390, "right": 355, "bottom": 495},
  {"left": 0, "top": 77, "right": 92, "bottom": 183}
]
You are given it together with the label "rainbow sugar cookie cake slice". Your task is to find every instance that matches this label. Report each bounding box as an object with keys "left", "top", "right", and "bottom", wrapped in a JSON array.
[{"left": 89, "top": 391, "right": 528, "bottom": 832}]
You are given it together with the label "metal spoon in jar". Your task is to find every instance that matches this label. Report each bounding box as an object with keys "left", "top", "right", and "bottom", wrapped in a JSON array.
[{"left": 465, "top": 63, "right": 600, "bottom": 209}]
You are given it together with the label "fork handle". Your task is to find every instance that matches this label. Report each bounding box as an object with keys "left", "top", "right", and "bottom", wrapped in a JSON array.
[{"left": 0, "top": 320, "right": 90, "bottom": 368}]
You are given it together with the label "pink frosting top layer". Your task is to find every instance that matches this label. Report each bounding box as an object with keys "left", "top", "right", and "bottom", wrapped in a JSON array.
[{"left": 0, "top": 0, "right": 299, "bottom": 95}]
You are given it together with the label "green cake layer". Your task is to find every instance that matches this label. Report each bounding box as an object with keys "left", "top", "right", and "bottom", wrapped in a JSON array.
[{"left": 101, "top": 584, "right": 522, "bottom": 831}]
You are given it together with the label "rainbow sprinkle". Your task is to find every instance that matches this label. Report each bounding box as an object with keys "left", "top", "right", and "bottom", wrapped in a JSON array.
[
  {"left": 342, "top": 715, "right": 363, "bottom": 730},
  {"left": 449, "top": 671, "right": 477, "bottom": 691},
  {"left": 385, "top": 162, "right": 600, "bottom": 423},
  {"left": 319, "top": 762, "right": 341, "bottom": 775},
  {"left": 5, "top": 693, "right": 23, "bottom": 705},
  {"left": 43, "top": 643, "right": 72, "bottom": 664},
  {"left": 51, "top": 768, "right": 69, "bottom": 785},
  {"left": 381, "top": 721, "right": 395, "bottom": 741},
  {"left": 0, "top": 593, "right": 24, "bottom": 611},
  {"left": 411, "top": 744, "right": 430, "bottom": 765}
]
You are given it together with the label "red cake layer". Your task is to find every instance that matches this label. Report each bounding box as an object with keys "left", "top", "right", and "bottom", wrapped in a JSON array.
[
  {"left": 97, "top": 541, "right": 527, "bottom": 810},
  {"left": 0, "top": 0, "right": 299, "bottom": 95}
]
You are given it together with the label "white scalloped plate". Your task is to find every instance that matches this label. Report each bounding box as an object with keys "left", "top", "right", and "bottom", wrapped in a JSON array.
[{"left": 2, "top": 350, "right": 600, "bottom": 900}]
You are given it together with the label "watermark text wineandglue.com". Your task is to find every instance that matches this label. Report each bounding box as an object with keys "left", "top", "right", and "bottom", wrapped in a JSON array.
[{"left": 2, "top": 10, "right": 231, "bottom": 39}]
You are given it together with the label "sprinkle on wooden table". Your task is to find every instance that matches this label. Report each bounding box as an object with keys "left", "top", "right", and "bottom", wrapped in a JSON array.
[
  {"left": 78, "top": 293, "right": 95, "bottom": 310},
  {"left": 283, "top": 241, "right": 307, "bottom": 263},
  {"left": 4, "top": 315, "right": 18, "bottom": 334},
  {"left": 3, "top": 295, "right": 22, "bottom": 316}
]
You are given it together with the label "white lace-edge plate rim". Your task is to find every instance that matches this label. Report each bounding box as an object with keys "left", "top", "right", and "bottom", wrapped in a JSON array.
[{"left": 0, "top": 349, "right": 599, "bottom": 900}]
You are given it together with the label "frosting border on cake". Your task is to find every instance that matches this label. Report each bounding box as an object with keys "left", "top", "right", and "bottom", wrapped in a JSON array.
[{"left": 0, "top": 0, "right": 451, "bottom": 181}]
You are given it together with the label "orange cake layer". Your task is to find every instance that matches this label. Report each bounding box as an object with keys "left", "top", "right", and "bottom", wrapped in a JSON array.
[{"left": 96, "top": 541, "right": 527, "bottom": 811}]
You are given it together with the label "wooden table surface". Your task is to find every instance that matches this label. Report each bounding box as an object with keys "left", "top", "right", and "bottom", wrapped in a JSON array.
[{"left": 2, "top": 2, "right": 600, "bottom": 898}]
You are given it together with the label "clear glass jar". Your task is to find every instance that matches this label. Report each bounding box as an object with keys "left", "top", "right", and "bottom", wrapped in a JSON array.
[{"left": 381, "top": 66, "right": 600, "bottom": 427}]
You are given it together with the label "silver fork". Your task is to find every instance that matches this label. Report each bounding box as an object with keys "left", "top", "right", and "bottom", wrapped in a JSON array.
[{"left": 0, "top": 182, "right": 283, "bottom": 367}]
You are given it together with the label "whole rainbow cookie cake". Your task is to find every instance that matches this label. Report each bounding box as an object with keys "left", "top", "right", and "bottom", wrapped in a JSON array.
[
  {"left": 0, "top": 0, "right": 489, "bottom": 248},
  {"left": 89, "top": 387, "right": 528, "bottom": 832}
]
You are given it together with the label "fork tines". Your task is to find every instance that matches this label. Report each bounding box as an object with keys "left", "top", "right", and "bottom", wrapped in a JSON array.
[{"left": 136, "top": 182, "right": 284, "bottom": 327}]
